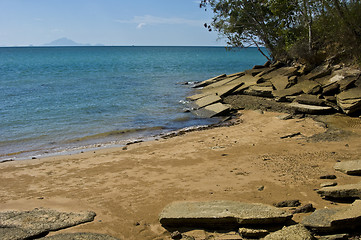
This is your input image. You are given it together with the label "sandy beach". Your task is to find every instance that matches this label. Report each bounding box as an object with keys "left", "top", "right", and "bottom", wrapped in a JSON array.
[{"left": 1, "top": 110, "right": 361, "bottom": 239}]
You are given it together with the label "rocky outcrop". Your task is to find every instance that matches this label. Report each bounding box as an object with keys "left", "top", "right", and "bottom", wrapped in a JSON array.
[
  {"left": 187, "top": 62, "right": 361, "bottom": 117},
  {"left": 302, "top": 200, "right": 361, "bottom": 233},
  {"left": 0, "top": 208, "right": 96, "bottom": 240},
  {"left": 159, "top": 201, "right": 292, "bottom": 229}
]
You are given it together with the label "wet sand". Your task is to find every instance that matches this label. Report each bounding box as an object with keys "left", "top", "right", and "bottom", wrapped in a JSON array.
[{"left": 1, "top": 110, "right": 361, "bottom": 239}]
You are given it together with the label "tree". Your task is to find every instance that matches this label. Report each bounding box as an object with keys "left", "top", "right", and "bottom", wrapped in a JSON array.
[{"left": 201, "top": 0, "right": 361, "bottom": 65}]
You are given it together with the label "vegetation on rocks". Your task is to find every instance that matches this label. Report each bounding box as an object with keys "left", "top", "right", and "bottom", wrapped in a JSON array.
[{"left": 200, "top": 0, "right": 361, "bottom": 66}]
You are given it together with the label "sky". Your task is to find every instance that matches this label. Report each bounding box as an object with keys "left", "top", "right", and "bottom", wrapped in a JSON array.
[{"left": 0, "top": 0, "right": 227, "bottom": 46}]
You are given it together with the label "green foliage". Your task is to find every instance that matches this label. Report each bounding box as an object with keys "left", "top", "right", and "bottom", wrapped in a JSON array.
[{"left": 201, "top": 0, "right": 361, "bottom": 66}]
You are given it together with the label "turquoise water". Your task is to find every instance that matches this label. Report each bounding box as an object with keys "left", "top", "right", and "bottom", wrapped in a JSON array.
[{"left": 0, "top": 46, "right": 266, "bottom": 160}]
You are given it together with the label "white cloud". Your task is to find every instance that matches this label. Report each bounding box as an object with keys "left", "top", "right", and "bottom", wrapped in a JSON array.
[{"left": 116, "top": 15, "right": 204, "bottom": 29}]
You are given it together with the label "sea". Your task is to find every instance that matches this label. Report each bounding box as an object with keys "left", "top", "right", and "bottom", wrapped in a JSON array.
[{"left": 0, "top": 46, "right": 266, "bottom": 161}]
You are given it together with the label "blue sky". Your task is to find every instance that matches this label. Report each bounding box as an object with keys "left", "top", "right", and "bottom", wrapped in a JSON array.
[{"left": 0, "top": 0, "right": 227, "bottom": 46}]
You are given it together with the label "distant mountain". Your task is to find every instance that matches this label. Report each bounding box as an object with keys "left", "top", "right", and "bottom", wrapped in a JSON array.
[{"left": 43, "top": 37, "right": 90, "bottom": 46}]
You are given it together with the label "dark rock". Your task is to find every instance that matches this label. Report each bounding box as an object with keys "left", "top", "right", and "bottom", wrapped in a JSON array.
[
  {"left": 323, "top": 82, "right": 340, "bottom": 95},
  {"left": 274, "top": 200, "right": 301, "bottom": 208},
  {"left": 170, "top": 231, "right": 182, "bottom": 240},
  {"left": 292, "top": 203, "right": 315, "bottom": 214},
  {"left": 159, "top": 201, "right": 292, "bottom": 229},
  {"left": 306, "top": 64, "right": 332, "bottom": 80},
  {"left": 280, "top": 132, "right": 302, "bottom": 139},
  {"left": 320, "top": 174, "right": 337, "bottom": 179}
]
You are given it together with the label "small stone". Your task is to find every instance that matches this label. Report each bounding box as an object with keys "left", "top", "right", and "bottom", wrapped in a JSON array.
[
  {"left": 292, "top": 203, "right": 315, "bottom": 214},
  {"left": 263, "top": 224, "right": 316, "bottom": 240},
  {"left": 122, "top": 146, "right": 128, "bottom": 150},
  {"left": 320, "top": 182, "right": 338, "bottom": 188},
  {"left": 274, "top": 200, "right": 301, "bottom": 208},
  {"left": 258, "top": 186, "right": 265, "bottom": 191},
  {"left": 239, "top": 227, "right": 269, "bottom": 238},
  {"left": 171, "top": 231, "right": 182, "bottom": 240}
]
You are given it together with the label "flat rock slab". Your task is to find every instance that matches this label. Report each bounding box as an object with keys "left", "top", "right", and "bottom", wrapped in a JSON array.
[
  {"left": 189, "top": 94, "right": 221, "bottom": 109},
  {"left": 192, "top": 103, "right": 230, "bottom": 118},
  {"left": 0, "top": 227, "right": 45, "bottom": 240},
  {"left": 334, "top": 160, "right": 361, "bottom": 175},
  {"left": 295, "top": 94, "right": 325, "bottom": 106},
  {"left": 337, "top": 87, "right": 361, "bottom": 114},
  {"left": 0, "top": 208, "right": 96, "bottom": 240},
  {"left": 264, "top": 224, "right": 315, "bottom": 240},
  {"left": 193, "top": 74, "right": 226, "bottom": 88},
  {"left": 39, "top": 233, "right": 121, "bottom": 240},
  {"left": 288, "top": 102, "right": 333, "bottom": 114},
  {"left": 159, "top": 201, "right": 292, "bottom": 229},
  {"left": 302, "top": 200, "right": 361, "bottom": 233},
  {"left": 317, "top": 182, "right": 361, "bottom": 199}
]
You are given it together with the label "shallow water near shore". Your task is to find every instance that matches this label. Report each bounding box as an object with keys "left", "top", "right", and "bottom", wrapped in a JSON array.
[{"left": 0, "top": 46, "right": 266, "bottom": 161}]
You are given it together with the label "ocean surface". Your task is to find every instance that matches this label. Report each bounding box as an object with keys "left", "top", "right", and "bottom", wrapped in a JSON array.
[{"left": 0, "top": 46, "right": 266, "bottom": 161}]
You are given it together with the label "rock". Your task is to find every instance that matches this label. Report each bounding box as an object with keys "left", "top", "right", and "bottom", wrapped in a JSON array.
[
  {"left": 202, "top": 75, "right": 242, "bottom": 90},
  {"left": 305, "top": 63, "right": 332, "bottom": 80},
  {"left": 288, "top": 102, "right": 333, "bottom": 114},
  {"left": 334, "top": 160, "right": 361, "bottom": 175},
  {"left": 318, "top": 233, "right": 349, "bottom": 240},
  {"left": 298, "top": 80, "right": 322, "bottom": 94},
  {"left": 170, "top": 231, "right": 182, "bottom": 240},
  {"left": 270, "top": 76, "right": 291, "bottom": 90},
  {"left": 0, "top": 209, "right": 96, "bottom": 240},
  {"left": 0, "top": 227, "right": 45, "bottom": 240},
  {"left": 320, "top": 174, "right": 337, "bottom": 179},
  {"left": 337, "top": 87, "right": 361, "bottom": 115},
  {"left": 159, "top": 201, "right": 292, "bottom": 229},
  {"left": 292, "top": 204, "right": 315, "bottom": 214},
  {"left": 302, "top": 200, "right": 361, "bottom": 233},
  {"left": 339, "top": 76, "right": 357, "bottom": 91},
  {"left": 245, "top": 68, "right": 269, "bottom": 76},
  {"left": 274, "top": 200, "right": 301, "bottom": 208},
  {"left": 189, "top": 94, "right": 222, "bottom": 110},
  {"left": 323, "top": 82, "right": 340, "bottom": 95},
  {"left": 193, "top": 74, "right": 227, "bottom": 88},
  {"left": 186, "top": 93, "right": 210, "bottom": 101},
  {"left": 320, "top": 182, "right": 338, "bottom": 188},
  {"left": 39, "top": 233, "right": 121, "bottom": 240},
  {"left": 295, "top": 94, "right": 325, "bottom": 106},
  {"left": 201, "top": 81, "right": 244, "bottom": 98},
  {"left": 238, "top": 227, "right": 269, "bottom": 238},
  {"left": 317, "top": 182, "right": 361, "bottom": 199},
  {"left": 272, "top": 85, "right": 304, "bottom": 98},
  {"left": 263, "top": 224, "right": 316, "bottom": 240},
  {"left": 277, "top": 114, "right": 293, "bottom": 120},
  {"left": 193, "top": 103, "right": 230, "bottom": 118},
  {"left": 243, "top": 85, "right": 274, "bottom": 98}
]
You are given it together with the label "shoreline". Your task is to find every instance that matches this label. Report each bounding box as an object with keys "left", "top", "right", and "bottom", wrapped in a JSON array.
[{"left": 1, "top": 109, "right": 361, "bottom": 239}]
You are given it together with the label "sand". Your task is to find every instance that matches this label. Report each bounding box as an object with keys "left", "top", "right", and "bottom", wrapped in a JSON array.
[{"left": 1, "top": 110, "right": 361, "bottom": 239}]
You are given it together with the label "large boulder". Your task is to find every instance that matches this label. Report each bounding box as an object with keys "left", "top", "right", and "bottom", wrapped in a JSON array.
[
  {"left": 302, "top": 200, "right": 361, "bottom": 233},
  {"left": 317, "top": 182, "right": 361, "bottom": 199},
  {"left": 263, "top": 224, "right": 316, "bottom": 240},
  {"left": 337, "top": 87, "right": 361, "bottom": 115},
  {"left": 334, "top": 160, "right": 361, "bottom": 175},
  {"left": 0, "top": 208, "right": 96, "bottom": 240},
  {"left": 159, "top": 201, "right": 292, "bottom": 229}
]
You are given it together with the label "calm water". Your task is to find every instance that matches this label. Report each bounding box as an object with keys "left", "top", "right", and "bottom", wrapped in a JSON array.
[{"left": 0, "top": 46, "right": 266, "bottom": 160}]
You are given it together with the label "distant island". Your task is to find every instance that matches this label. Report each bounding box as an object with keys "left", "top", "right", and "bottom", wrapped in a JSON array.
[{"left": 43, "top": 37, "right": 103, "bottom": 47}]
